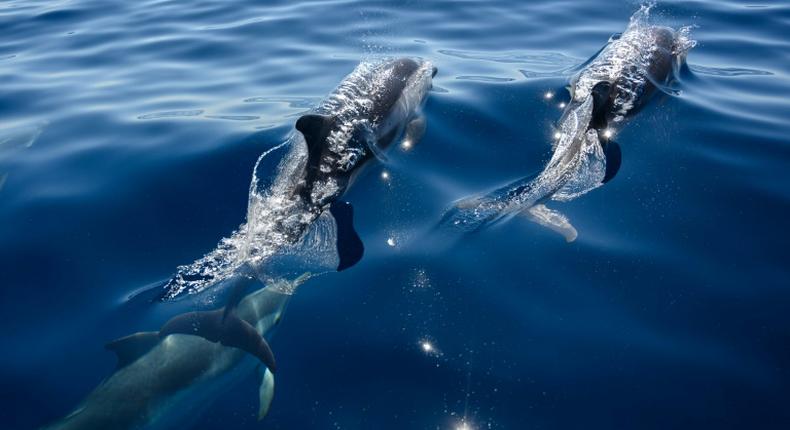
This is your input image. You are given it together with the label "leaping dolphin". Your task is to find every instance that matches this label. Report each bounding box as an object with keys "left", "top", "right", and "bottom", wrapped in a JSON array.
[
  {"left": 164, "top": 57, "right": 436, "bottom": 298},
  {"left": 440, "top": 7, "right": 693, "bottom": 240}
]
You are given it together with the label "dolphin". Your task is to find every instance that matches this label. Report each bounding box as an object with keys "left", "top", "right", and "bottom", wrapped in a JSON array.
[
  {"left": 440, "top": 10, "right": 692, "bottom": 240},
  {"left": 163, "top": 57, "right": 436, "bottom": 298},
  {"left": 44, "top": 273, "right": 310, "bottom": 430}
]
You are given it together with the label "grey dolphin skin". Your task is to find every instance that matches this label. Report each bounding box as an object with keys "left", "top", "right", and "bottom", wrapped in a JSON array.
[
  {"left": 441, "top": 13, "right": 692, "bottom": 240},
  {"left": 296, "top": 58, "right": 437, "bottom": 209},
  {"left": 573, "top": 26, "right": 677, "bottom": 149},
  {"left": 163, "top": 57, "right": 435, "bottom": 298},
  {"left": 44, "top": 274, "right": 308, "bottom": 430}
]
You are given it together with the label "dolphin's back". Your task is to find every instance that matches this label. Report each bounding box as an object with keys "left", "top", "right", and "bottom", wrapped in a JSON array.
[
  {"left": 368, "top": 58, "right": 420, "bottom": 122},
  {"left": 314, "top": 58, "right": 421, "bottom": 127},
  {"left": 573, "top": 24, "right": 679, "bottom": 126}
]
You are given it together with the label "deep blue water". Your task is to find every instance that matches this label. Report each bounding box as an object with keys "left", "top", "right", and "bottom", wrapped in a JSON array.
[{"left": 2, "top": 0, "right": 790, "bottom": 429}]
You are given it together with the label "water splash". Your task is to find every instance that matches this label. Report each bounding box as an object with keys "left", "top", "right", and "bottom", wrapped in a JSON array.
[{"left": 163, "top": 137, "right": 312, "bottom": 298}]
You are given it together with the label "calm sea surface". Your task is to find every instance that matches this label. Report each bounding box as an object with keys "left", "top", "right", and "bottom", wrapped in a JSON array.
[{"left": 1, "top": 0, "right": 789, "bottom": 429}]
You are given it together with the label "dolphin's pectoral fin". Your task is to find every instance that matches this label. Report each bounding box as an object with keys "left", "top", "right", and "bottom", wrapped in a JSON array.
[
  {"left": 159, "top": 310, "right": 224, "bottom": 342},
  {"left": 329, "top": 201, "right": 364, "bottom": 271},
  {"left": 602, "top": 139, "right": 621, "bottom": 183},
  {"left": 401, "top": 115, "right": 426, "bottom": 148},
  {"left": 220, "top": 314, "right": 277, "bottom": 372},
  {"left": 369, "top": 127, "right": 398, "bottom": 161},
  {"left": 159, "top": 306, "right": 276, "bottom": 372},
  {"left": 105, "top": 331, "right": 160, "bottom": 369},
  {"left": 258, "top": 366, "right": 276, "bottom": 420},
  {"left": 523, "top": 204, "right": 578, "bottom": 242}
]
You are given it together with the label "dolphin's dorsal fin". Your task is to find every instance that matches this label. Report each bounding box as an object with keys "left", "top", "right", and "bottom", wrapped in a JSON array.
[
  {"left": 218, "top": 313, "right": 277, "bottom": 372},
  {"left": 329, "top": 201, "right": 364, "bottom": 271},
  {"left": 105, "top": 331, "right": 160, "bottom": 369},
  {"left": 590, "top": 81, "right": 613, "bottom": 129},
  {"left": 159, "top": 310, "right": 277, "bottom": 373},
  {"left": 258, "top": 366, "right": 276, "bottom": 420},
  {"left": 295, "top": 114, "right": 334, "bottom": 154},
  {"left": 295, "top": 113, "right": 336, "bottom": 192}
]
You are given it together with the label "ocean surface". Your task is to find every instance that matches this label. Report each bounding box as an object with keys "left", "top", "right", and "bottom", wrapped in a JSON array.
[{"left": 2, "top": 0, "right": 789, "bottom": 429}]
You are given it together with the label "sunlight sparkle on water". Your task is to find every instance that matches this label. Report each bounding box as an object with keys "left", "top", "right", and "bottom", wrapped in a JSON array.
[
  {"left": 401, "top": 139, "right": 413, "bottom": 150},
  {"left": 544, "top": 91, "right": 554, "bottom": 99},
  {"left": 419, "top": 338, "right": 442, "bottom": 357},
  {"left": 559, "top": 102, "right": 566, "bottom": 108},
  {"left": 553, "top": 132, "right": 562, "bottom": 140},
  {"left": 381, "top": 170, "right": 390, "bottom": 180},
  {"left": 603, "top": 129, "right": 614, "bottom": 139}
]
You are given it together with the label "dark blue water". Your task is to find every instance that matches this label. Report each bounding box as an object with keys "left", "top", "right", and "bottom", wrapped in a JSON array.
[{"left": 2, "top": 1, "right": 789, "bottom": 429}]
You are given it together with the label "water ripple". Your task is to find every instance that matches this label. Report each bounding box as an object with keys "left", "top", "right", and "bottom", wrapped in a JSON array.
[
  {"left": 137, "top": 110, "right": 204, "bottom": 120},
  {"left": 438, "top": 49, "right": 581, "bottom": 66},
  {"left": 690, "top": 64, "right": 774, "bottom": 77},
  {"left": 455, "top": 75, "right": 515, "bottom": 83},
  {"left": 204, "top": 114, "right": 260, "bottom": 121},
  {"left": 243, "top": 96, "right": 319, "bottom": 108}
]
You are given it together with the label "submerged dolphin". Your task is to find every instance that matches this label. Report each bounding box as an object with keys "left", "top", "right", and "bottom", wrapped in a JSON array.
[
  {"left": 44, "top": 273, "right": 310, "bottom": 430},
  {"left": 441, "top": 9, "right": 693, "bottom": 240},
  {"left": 164, "top": 58, "right": 436, "bottom": 298}
]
